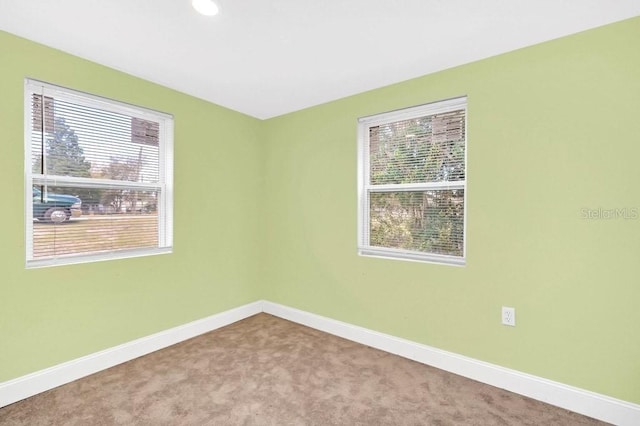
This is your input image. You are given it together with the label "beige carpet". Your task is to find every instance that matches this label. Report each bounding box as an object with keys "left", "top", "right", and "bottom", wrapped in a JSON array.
[{"left": 0, "top": 313, "right": 605, "bottom": 425}]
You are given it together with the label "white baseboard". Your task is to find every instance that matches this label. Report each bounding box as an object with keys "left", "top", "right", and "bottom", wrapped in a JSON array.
[
  {"left": 2, "top": 300, "right": 638, "bottom": 426},
  {"left": 262, "top": 301, "right": 640, "bottom": 426},
  {"left": 0, "top": 300, "right": 263, "bottom": 408}
]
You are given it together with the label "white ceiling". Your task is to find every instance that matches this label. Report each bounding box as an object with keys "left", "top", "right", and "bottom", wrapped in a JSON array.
[{"left": 1, "top": 1, "right": 639, "bottom": 119}]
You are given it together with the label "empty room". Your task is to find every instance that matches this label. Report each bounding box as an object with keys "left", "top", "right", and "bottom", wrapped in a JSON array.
[{"left": 1, "top": 1, "right": 639, "bottom": 424}]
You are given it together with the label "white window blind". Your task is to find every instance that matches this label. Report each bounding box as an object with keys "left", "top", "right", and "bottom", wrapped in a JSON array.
[
  {"left": 25, "top": 79, "right": 173, "bottom": 268},
  {"left": 358, "top": 97, "right": 467, "bottom": 265}
]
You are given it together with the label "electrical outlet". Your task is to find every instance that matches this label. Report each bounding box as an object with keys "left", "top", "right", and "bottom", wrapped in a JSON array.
[{"left": 502, "top": 306, "right": 516, "bottom": 326}]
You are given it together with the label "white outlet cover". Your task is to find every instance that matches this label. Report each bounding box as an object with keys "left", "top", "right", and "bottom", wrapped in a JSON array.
[{"left": 502, "top": 306, "right": 516, "bottom": 326}]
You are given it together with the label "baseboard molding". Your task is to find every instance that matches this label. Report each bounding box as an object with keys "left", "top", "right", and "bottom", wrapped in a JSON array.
[
  {"left": 0, "top": 300, "right": 263, "bottom": 408},
  {"left": 2, "top": 300, "right": 638, "bottom": 425},
  {"left": 262, "top": 301, "right": 640, "bottom": 426}
]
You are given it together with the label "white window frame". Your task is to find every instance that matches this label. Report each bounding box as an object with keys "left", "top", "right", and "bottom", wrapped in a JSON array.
[
  {"left": 24, "top": 79, "right": 174, "bottom": 268},
  {"left": 357, "top": 96, "right": 467, "bottom": 266}
]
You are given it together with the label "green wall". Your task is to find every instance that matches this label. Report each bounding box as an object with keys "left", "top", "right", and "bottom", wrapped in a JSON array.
[
  {"left": 263, "top": 17, "right": 640, "bottom": 404},
  {"left": 2, "top": 16, "right": 639, "bottom": 406},
  {"left": 0, "top": 31, "right": 265, "bottom": 381}
]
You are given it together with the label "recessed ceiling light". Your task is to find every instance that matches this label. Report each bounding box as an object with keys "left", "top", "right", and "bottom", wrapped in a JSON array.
[{"left": 192, "top": 0, "right": 219, "bottom": 16}]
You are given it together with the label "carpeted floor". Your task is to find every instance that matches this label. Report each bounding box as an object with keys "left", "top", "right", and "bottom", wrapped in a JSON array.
[{"left": 0, "top": 313, "right": 605, "bottom": 425}]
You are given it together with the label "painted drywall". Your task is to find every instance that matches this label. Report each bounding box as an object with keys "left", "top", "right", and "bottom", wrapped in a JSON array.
[
  {"left": 262, "top": 17, "right": 640, "bottom": 404},
  {"left": 0, "top": 31, "right": 265, "bottom": 381}
]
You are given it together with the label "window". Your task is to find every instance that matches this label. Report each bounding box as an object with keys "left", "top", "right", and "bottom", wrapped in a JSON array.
[
  {"left": 357, "top": 97, "right": 467, "bottom": 266},
  {"left": 25, "top": 79, "right": 173, "bottom": 268}
]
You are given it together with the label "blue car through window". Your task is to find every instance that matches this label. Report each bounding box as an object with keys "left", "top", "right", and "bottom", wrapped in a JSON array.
[{"left": 32, "top": 187, "right": 82, "bottom": 223}]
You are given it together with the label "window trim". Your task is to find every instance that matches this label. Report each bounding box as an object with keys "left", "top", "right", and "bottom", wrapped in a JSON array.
[
  {"left": 357, "top": 96, "right": 467, "bottom": 266},
  {"left": 24, "top": 78, "right": 174, "bottom": 268}
]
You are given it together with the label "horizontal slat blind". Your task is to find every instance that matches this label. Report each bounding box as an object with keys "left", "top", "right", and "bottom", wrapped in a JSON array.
[
  {"left": 369, "top": 190, "right": 464, "bottom": 257},
  {"left": 32, "top": 200, "right": 159, "bottom": 258},
  {"left": 30, "top": 95, "right": 160, "bottom": 183},
  {"left": 26, "top": 79, "right": 172, "bottom": 267},
  {"left": 369, "top": 110, "right": 465, "bottom": 185}
]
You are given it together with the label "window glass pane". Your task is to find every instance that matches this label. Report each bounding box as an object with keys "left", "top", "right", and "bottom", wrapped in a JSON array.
[
  {"left": 369, "top": 190, "right": 464, "bottom": 256},
  {"left": 32, "top": 184, "right": 159, "bottom": 260},
  {"left": 30, "top": 96, "right": 160, "bottom": 183},
  {"left": 369, "top": 110, "right": 465, "bottom": 185}
]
